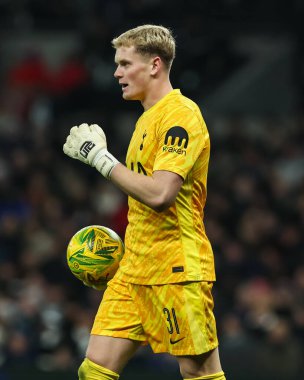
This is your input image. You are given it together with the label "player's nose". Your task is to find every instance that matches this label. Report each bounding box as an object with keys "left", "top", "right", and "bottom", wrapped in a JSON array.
[{"left": 114, "top": 67, "right": 122, "bottom": 79}]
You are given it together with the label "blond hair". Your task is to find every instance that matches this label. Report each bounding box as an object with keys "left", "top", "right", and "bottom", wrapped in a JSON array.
[{"left": 112, "top": 25, "right": 176, "bottom": 70}]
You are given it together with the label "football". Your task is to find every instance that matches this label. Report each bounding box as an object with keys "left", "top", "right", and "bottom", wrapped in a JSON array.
[{"left": 66, "top": 225, "right": 124, "bottom": 289}]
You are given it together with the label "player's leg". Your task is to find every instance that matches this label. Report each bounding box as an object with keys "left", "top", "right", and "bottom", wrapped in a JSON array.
[
  {"left": 174, "top": 281, "right": 226, "bottom": 379},
  {"left": 78, "top": 275, "right": 147, "bottom": 379},
  {"left": 174, "top": 281, "right": 226, "bottom": 380},
  {"left": 86, "top": 335, "right": 141, "bottom": 373},
  {"left": 176, "top": 347, "right": 225, "bottom": 379},
  {"left": 130, "top": 281, "right": 225, "bottom": 379},
  {"left": 78, "top": 335, "right": 141, "bottom": 379}
]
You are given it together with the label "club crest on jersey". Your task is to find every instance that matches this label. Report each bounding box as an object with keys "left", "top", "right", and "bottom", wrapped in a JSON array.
[
  {"left": 80, "top": 141, "right": 96, "bottom": 158},
  {"left": 163, "top": 126, "right": 188, "bottom": 155}
]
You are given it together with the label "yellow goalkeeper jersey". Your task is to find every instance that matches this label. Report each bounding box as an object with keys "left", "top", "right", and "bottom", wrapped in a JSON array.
[{"left": 118, "top": 89, "right": 215, "bottom": 285}]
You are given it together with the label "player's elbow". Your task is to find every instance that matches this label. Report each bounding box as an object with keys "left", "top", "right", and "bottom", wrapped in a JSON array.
[
  {"left": 145, "top": 173, "right": 182, "bottom": 212},
  {"left": 150, "top": 194, "right": 175, "bottom": 212}
]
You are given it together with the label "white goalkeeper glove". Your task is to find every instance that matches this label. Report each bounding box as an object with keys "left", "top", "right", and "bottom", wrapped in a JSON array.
[{"left": 63, "top": 123, "right": 119, "bottom": 179}]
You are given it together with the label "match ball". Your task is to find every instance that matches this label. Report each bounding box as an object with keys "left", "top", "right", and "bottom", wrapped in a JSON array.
[{"left": 67, "top": 225, "right": 124, "bottom": 289}]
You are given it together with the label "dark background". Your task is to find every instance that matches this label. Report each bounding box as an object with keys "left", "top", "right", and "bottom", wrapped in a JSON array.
[{"left": 0, "top": 1, "right": 304, "bottom": 379}]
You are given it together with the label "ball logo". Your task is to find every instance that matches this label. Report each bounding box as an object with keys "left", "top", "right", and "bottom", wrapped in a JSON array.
[
  {"left": 163, "top": 126, "right": 189, "bottom": 155},
  {"left": 80, "top": 141, "right": 96, "bottom": 158}
]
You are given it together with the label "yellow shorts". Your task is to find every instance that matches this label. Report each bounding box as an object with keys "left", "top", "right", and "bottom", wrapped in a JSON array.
[{"left": 91, "top": 276, "right": 218, "bottom": 355}]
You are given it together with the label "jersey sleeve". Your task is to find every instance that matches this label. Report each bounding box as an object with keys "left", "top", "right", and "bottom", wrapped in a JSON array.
[{"left": 153, "top": 106, "right": 208, "bottom": 179}]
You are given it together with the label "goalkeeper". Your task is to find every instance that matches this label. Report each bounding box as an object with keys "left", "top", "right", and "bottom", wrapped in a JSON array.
[{"left": 64, "top": 25, "right": 226, "bottom": 380}]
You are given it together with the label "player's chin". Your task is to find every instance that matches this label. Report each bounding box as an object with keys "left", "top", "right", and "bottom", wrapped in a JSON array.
[
  {"left": 122, "top": 92, "right": 130, "bottom": 100},
  {"left": 122, "top": 92, "right": 137, "bottom": 101}
]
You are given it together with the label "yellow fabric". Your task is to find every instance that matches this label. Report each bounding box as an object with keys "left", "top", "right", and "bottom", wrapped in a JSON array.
[
  {"left": 118, "top": 89, "right": 215, "bottom": 285},
  {"left": 91, "top": 276, "right": 218, "bottom": 355},
  {"left": 184, "top": 371, "right": 225, "bottom": 380},
  {"left": 78, "top": 358, "right": 119, "bottom": 380}
]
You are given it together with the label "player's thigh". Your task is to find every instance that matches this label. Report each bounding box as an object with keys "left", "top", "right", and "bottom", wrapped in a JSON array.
[
  {"left": 91, "top": 275, "right": 147, "bottom": 342},
  {"left": 86, "top": 335, "right": 141, "bottom": 374},
  {"left": 131, "top": 281, "right": 218, "bottom": 355},
  {"left": 87, "top": 276, "right": 146, "bottom": 373},
  {"left": 176, "top": 347, "right": 223, "bottom": 379}
]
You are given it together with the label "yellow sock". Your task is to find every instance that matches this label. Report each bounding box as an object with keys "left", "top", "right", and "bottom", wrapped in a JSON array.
[
  {"left": 78, "top": 357, "right": 119, "bottom": 380},
  {"left": 184, "top": 371, "right": 226, "bottom": 380}
]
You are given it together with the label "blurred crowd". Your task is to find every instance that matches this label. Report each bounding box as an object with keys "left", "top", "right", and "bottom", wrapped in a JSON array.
[
  {"left": 0, "top": 1, "right": 304, "bottom": 379},
  {"left": 207, "top": 116, "right": 304, "bottom": 379}
]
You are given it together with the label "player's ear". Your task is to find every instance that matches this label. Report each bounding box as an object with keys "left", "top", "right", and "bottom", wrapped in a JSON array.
[{"left": 151, "top": 56, "right": 162, "bottom": 76}]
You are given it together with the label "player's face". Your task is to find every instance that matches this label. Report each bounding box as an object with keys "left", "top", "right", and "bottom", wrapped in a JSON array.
[{"left": 114, "top": 46, "right": 152, "bottom": 101}]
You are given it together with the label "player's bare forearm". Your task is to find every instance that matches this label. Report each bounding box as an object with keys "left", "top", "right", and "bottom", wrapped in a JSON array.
[
  {"left": 110, "top": 164, "right": 183, "bottom": 212},
  {"left": 62, "top": 123, "right": 183, "bottom": 211}
]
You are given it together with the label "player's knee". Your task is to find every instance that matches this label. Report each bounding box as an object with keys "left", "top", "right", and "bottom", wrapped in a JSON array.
[{"left": 178, "top": 348, "right": 223, "bottom": 379}]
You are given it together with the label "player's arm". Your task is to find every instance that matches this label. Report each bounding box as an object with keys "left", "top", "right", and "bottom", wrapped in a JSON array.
[
  {"left": 63, "top": 123, "right": 183, "bottom": 212},
  {"left": 110, "top": 165, "right": 183, "bottom": 212}
]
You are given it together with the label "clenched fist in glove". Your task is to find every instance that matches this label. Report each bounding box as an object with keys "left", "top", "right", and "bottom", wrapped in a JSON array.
[{"left": 63, "top": 123, "right": 119, "bottom": 179}]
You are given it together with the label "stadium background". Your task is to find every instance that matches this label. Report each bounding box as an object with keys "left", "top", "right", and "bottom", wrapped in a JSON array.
[{"left": 0, "top": 1, "right": 303, "bottom": 379}]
